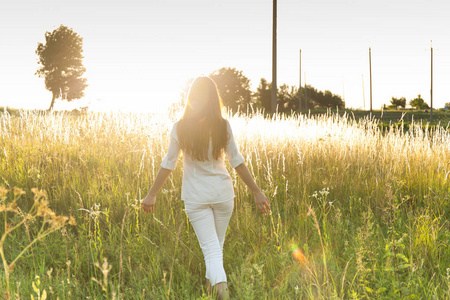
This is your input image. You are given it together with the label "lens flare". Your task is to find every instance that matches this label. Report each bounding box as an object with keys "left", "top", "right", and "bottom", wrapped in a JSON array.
[{"left": 291, "top": 245, "right": 306, "bottom": 263}]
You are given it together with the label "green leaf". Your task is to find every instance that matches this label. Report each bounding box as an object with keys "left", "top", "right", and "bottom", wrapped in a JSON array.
[
  {"left": 396, "top": 253, "right": 409, "bottom": 263},
  {"left": 398, "top": 264, "right": 411, "bottom": 269}
]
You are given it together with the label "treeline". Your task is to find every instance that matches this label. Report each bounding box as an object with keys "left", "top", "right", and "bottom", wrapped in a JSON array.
[
  {"left": 386, "top": 95, "right": 450, "bottom": 111},
  {"left": 386, "top": 95, "right": 430, "bottom": 110},
  {"left": 178, "top": 67, "right": 345, "bottom": 113}
]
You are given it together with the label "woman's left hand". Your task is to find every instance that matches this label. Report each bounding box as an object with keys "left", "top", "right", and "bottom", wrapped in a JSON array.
[{"left": 142, "top": 193, "right": 157, "bottom": 214}]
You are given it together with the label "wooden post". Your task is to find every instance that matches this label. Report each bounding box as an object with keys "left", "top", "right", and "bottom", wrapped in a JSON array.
[
  {"left": 369, "top": 47, "right": 373, "bottom": 119},
  {"left": 430, "top": 41, "right": 433, "bottom": 123},
  {"left": 299, "top": 49, "right": 302, "bottom": 112},
  {"left": 272, "top": 0, "right": 277, "bottom": 114}
]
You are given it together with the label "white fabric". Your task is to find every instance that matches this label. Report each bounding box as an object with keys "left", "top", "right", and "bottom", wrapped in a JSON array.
[
  {"left": 184, "top": 199, "right": 234, "bottom": 286},
  {"left": 160, "top": 119, "right": 245, "bottom": 204}
]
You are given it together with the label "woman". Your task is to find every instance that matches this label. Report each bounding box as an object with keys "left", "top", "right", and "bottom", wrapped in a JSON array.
[{"left": 142, "top": 76, "right": 271, "bottom": 299}]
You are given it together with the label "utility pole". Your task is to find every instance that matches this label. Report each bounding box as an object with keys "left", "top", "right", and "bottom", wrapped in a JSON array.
[
  {"left": 271, "top": 0, "right": 277, "bottom": 114},
  {"left": 369, "top": 47, "right": 373, "bottom": 119},
  {"left": 430, "top": 40, "right": 433, "bottom": 123},
  {"left": 299, "top": 49, "right": 302, "bottom": 112}
]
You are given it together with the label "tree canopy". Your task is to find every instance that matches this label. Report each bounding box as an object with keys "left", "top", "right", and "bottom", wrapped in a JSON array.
[
  {"left": 253, "top": 79, "right": 345, "bottom": 113},
  {"left": 306, "top": 86, "right": 345, "bottom": 110},
  {"left": 409, "top": 94, "right": 429, "bottom": 109},
  {"left": 209, "top": 67, "right": 252, "bottom": 112},
  {"left": 179, "top": 71, "right": 345, "bottom": 115},
  {"left": 36, "top": 25, "right": 87, "bottom": 110},
  {"left": 389, "top": 97, "right": 407, "bottom": 109},
  {"left": 253, "top": 78, "right": 272, "bottom": 113}
]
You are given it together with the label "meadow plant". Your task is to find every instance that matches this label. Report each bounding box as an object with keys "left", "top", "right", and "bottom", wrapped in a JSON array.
[
  {"left": 0, "top": 108, "right": 448, "bottom": 298},
  {"left": 0, "top": 187, "right": 75, "bottom": 299}
]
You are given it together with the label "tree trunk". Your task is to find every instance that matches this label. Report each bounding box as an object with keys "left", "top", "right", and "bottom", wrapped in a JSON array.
[{"left": 48, "top": 94, "right": 56, "bottom": 111}]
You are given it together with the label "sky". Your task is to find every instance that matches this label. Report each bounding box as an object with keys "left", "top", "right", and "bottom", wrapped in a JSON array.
[{"left": 1, "top": 0, "right": 450, "bottom": 112}]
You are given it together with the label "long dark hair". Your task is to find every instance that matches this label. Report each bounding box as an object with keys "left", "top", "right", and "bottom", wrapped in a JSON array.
[{"left": 177, "top": 76, "right": 227, "bottom": 161}]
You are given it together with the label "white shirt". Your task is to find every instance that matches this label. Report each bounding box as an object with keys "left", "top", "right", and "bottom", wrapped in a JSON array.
[{"left": 160, "top": 119, "right": 245, "bottom": 204}]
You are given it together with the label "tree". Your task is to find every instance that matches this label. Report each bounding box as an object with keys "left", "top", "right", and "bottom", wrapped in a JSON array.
[
  {"left": 253, "top": 80, "right": 345, "bottom": 112},
  {"left": 253, "top": 80, "right": 301, "bottom": 113},
  {"left": 294, "top": 84, "right": 344, "bottom": 110},
  {"left": 409, "top": 94, "right": 429, "bottom": 110},
  {"left": 36, "top": 25, "right": 87, "bottom": 111},
  {"left": 389, "top": 97, "right": 406, "bottom": 109},
  {"left": 308, "top": 87, "right": 345, "bottom": 109},
  {"left": 277, "top": 84, "right": 298, "bottom": 112},
  {"left": 253, "top": 78, "right": 272, "bottom": 113},
  {"left": 209, "top": 67, "right": 252, "bottom": 112},
  {"left": 444, "top": 102, "right": 450, "bottom": 110}
]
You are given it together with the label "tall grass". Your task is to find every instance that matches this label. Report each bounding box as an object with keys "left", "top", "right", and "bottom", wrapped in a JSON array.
[{"left": 0, "top": 108, "right": 449, "bottom": 299}]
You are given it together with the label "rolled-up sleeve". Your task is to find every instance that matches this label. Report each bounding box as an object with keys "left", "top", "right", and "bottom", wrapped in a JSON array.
[
  {"left": 160, "top": 123, "right": 181, "bottom": 170},
  {"left": 225, "top": 120, "right": 245, "bottom": 168}
]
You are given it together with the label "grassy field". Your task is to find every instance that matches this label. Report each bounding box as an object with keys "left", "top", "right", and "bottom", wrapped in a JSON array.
[
  {"left": 0, "top": 108, "right": 449, "bottom": 299},
  {"left": 306, "top": 108, "right": 450, "bottom": 129}
]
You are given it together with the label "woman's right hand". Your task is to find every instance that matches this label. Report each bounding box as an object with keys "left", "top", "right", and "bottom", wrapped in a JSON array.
[
  {"left": 253, "top": 190, "right": 271, "bottom": 215},
  {"left": 233, "top": 163, "right": 271, "bottom": 215},
  {"left": 142, "top": 193, "right": 157, "bottom": 214}
]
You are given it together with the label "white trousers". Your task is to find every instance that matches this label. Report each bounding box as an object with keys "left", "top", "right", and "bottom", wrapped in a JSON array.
[{"left": 184, "top": 198, "right": 234, "bottom": 286}]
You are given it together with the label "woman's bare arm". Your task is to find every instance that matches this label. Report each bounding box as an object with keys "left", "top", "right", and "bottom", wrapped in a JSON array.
[
  {"left": 234, "top": 163, "right": 271, "bottom": 215},
  {"left": 142, "top": 167, "right": 172, "bottom": 214},
  {"left": 148, "top": 167, "right": 172, "bottom": 196}
]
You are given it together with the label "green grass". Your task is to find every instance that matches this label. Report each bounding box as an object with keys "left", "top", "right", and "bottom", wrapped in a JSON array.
[
  {"left": 305, "top": 108, "right": 450, "bottom": 128},
  {"left": 0, "top": 109, "right": 449, "bottom": 299}
]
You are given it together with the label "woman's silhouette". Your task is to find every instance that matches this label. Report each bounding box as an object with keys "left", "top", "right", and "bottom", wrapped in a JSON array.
[{"left": 142, "top": 76, "right": 271, "bottom": 299}]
